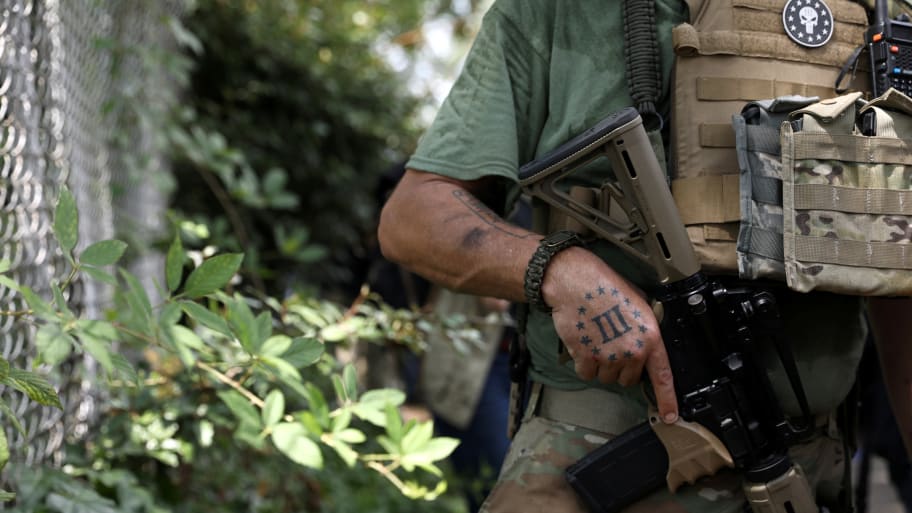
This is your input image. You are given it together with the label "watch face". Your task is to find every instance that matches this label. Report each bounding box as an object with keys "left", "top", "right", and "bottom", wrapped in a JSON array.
[{"left": 782, "top": 0, "right": 834, "bottom": 49}]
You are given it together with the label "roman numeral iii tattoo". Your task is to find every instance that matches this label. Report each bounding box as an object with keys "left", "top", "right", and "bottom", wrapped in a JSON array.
[{"left": 591, "top": 304, "right": 632, "bottom": 343}]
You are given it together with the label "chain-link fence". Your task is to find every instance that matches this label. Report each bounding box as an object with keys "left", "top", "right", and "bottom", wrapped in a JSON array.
[{"left": 0, "top": 0, "right": 183, "bottom": 466}]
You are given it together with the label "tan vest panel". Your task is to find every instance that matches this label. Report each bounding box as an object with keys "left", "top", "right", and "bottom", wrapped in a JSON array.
[{"left": 670, "top": 0, "right": 869, "bottom": 273}]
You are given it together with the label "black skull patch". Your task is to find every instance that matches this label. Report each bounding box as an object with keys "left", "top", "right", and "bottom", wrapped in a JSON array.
[{"left": 782, "top": 0, "right": 834, "bottom": 48}]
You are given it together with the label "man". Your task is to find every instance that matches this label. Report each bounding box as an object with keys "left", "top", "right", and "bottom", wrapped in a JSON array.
[{"left": 378, "top": 1, "right": 912, "bottom": 511}]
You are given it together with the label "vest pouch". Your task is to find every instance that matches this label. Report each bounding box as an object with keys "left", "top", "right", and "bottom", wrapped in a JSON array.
[
  {"left": 734, "top": 96, "right": 820, "bottom": 281},
  {"left": 780, "top": 89, "right": 912, "bottom": 295}
]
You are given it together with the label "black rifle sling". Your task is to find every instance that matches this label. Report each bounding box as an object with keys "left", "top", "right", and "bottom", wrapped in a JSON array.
[{"left": 623, "top": 0, "right": 664, "bottom": 131}]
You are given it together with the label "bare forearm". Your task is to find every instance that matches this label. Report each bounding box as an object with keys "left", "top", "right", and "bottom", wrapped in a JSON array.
[
  {"left": 378, "top": 169, "right": 539, "bottom": 302},
  {"left": 867, "top": 297, "right": 912, "bottom": 458},
  {"left": 380, "top": 170, "right": 679, "bottom": 419}
]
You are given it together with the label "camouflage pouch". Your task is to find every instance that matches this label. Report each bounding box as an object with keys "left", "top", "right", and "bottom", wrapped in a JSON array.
[
  {"left": 780, "top": 89, "right": 912, "bottom": 295},
  {"left": 419, "top": 288, "right": 505, "bottom": 429},
  {"left": 734, "top": 96, "right": 820, "bottom": 281}
]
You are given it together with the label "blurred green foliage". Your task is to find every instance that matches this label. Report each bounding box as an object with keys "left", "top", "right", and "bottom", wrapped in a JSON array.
[{"left": 170, "top": 0, "right": 480, "bottom": 294}]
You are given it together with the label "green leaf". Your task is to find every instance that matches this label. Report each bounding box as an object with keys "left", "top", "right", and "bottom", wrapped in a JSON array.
[
  {"left": 343, "top": 364, "right": 359, "bottom": 402},
  {"left": 181, "top": 253, "right": 243, "bottom": 298},
  {"left": 331, "top": 408, "right": 352, "bottom": 433},
  {"left": 296, "top": 411, "right": 324, "bottom": 438},
  {"left": 0, "top": 420, "right": 8, "bottom": 472},
  {"left": 332, "top": 374, "right": 347, "bottom": 404},
  {"left": 262, "top": 390, "right": 285, "bottom": 427},
  {"left": 281, "top": 337, "right": 324, "bottom": 368},
  {"left": 78, "top": 331, "right": 114, "bottom": 374},
  {"left": 79, "top": 239, "right": 127, "bottom": 266},
  {"left": 350, "top": 404, "right": 386, "bottom": 428},
  {"left": 0, "top": 490, "right": 13, "bottom": 502},
  {"left": 358, "top": 388, "right": 406, "bottom": 409},
  {"left": 320, "top": 318, "right": 362, "bottom": 342},
  {"left": 0, "top": 275, "right": 18, "bottom": 292},
  {"left": 180, "top": 300, "right": 231, "bottom": 337},
  {"left": 253, "top": 311, "right": 273, "bottom": 352},
  {"left": 159, "top": 301, "right": 184, "bottom": 328},
  {"left": 73, "top": 320, "right": 118, "bottom": 373},
  {"left": 80, "top": 265, "right": 118, "bottom": 285},
  {"left": 303, "top": 383, "right": 330, "bottom": 428},
  {"left": 401, "top": 421, "right": 434, "bottom": 454},
  {"left": 227, "top": 295, "right": 257, "bottom": 352},
  {"left": 0, "top": 358, "right": 8, "bottom": 383},
  {"left": 260, "top": 335, "right": 292, "bottom": 357},
  {"left": 288, "top": 304, "right": 329, "bottom": 328},
  {"left": 51, "top": 283, "right": 73, "bottom": 321},
  {"left": 35, "top": 324, "right": 73, "bottom": 367},
  {"left": 333, "top": 428, "right": 366, "bottom": 444},
  {"left": 271, "top": 422, "right": 322, "bottom": 469},
  {"left": 20, "top": 286, "right": 55, "bottom": 321},
  {"left": 166, "top": 235, "right": 185, "bottom": 293},
  {"left": 0, "top": 260, "right": 9, "bottom": 273},
  {"left": 351, "top": 389, "right": 406, "bottom": 427},
  {"left": 119, "top": 269, "right": 153, "bottom": 322},
  {"left": 53, "top": 187, "right": 78, "bottom": 254},
  {"left": 260, "top": 356, "right": 302, "bottom": 382},
  {"left": 110, "top": 353, "right": 139, "bottom": 386},
  {"left": 384, "top": 404, "right": 403, "bottom": 443},
  {"left": 217, "top": 390, "right": 262, "bottom": 429},
  {"left": 327, "top": 439, "right": 358, "bottom": 467},
  {"left": 74, "top": 319, "right": 118, "bottom": 340},
  {"left": 401, "top": 437, "right": 460, "bottom": 468},
  {"left": 4, "top": 368, "right": 62, "bottom": 408},
  {"left": 168, "top": 324, "right": 204, "bottom": 367},
  {"left": 0, "top": 401, "right": 23, "bottom": 436}
]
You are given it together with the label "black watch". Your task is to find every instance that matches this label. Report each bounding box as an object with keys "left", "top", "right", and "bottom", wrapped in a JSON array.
[{"left": 524, "top": 230, "right": 584, "bottom": 313}]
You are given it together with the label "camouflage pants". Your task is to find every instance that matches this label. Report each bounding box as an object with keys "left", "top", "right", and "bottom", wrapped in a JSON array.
[{"left": 479, "top": 410, "right": 849, "bottom": 513}]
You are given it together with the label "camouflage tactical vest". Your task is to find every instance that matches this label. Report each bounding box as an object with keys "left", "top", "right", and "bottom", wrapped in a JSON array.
[{"left": 670, "top": 0, "right": 869, "bottom": 273}]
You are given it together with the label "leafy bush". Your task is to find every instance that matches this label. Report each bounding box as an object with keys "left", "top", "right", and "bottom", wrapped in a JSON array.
[{"left": 0, "top": 189, "right": 466, "bottom": 512}]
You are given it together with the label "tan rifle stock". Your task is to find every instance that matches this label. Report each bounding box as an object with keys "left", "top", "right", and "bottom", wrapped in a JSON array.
[{"left": 518, "top": 107, "right": 700, "bottom": 284}]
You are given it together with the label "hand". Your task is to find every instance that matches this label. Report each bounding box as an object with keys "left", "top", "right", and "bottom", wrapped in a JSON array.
[{"left": 541, "top": 246, "right": 679, "bottom": 423}]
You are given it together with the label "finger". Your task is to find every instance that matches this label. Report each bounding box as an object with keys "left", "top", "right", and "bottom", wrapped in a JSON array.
[
  {"left": 617, "top": 358, "right": 645, "bottom": 387},
  {"left": 573, "top": 349, "right": 599, "bottom": 381},
  {"left": 597, "top": 362, "right": 620, "bottom": 384},
  {"left": 644, "top": 344, "right": 678, "bottom": 423}
]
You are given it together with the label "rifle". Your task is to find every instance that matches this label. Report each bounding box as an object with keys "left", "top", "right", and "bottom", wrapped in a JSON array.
[{"left": 518, "top": 108, "right": 820, "bottom": 513}]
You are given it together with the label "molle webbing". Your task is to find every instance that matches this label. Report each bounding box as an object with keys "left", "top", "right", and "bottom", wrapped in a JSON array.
[
  {"left": 734, "top": 95, "right": 819, "bottom": 281},
  {"left": 670, "top": 0, "right": 868, "bottom": 273},
  {"left": 781, "top": 89, "right": 912, "bottom": 295}
]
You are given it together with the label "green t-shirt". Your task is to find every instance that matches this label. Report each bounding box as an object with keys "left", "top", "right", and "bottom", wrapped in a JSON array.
[{"left": 407, "top": 0, "right": 866, "bottom": 416}]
